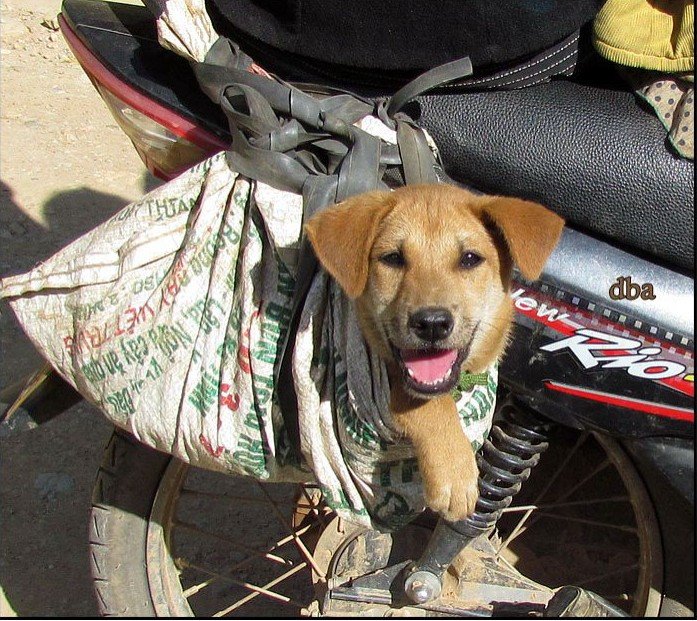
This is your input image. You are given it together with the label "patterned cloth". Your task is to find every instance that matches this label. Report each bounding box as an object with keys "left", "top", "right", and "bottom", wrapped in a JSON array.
[{"left": 627, "top": 71, "right": 694, "bottom": 160}]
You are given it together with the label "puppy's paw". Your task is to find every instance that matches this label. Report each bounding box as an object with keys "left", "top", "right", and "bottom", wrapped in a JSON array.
[{"left": 422, "top": 449, "right": 479, "bottom": 522}]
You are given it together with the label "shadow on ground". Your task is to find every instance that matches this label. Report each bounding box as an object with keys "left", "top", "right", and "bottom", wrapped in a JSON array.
[{"left": 0, "top": 171, "right": 158, "bottom": 616}]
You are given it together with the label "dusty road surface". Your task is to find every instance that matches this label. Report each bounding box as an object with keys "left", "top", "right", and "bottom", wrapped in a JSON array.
[{"left": 0, "top": 0, "right": 157, "bottom": 615}]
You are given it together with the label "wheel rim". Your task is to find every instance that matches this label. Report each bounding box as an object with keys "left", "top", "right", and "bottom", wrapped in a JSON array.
[{"left": 145, "top": 429, "right": 662, "bottom": 617}]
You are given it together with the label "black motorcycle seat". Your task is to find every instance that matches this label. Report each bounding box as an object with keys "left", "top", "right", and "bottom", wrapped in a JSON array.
[{"left": 416, "top": 78, "right": 695, "bottom": 273}]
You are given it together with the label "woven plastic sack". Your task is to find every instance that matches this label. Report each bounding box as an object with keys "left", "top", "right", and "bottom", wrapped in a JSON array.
[{"left": 1, "top": 146, "right": 497, "bottom": 529}]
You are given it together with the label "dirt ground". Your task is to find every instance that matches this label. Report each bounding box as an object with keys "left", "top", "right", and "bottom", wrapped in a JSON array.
[{"left": 0, "top": 0, "right": 157, "bottom": 615}]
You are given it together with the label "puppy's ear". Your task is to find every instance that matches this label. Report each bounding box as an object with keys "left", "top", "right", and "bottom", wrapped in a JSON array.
[
  {"left": 479, "top": 197, "right": 564, "bottom": 281},
  {"left": 305, "top": 191, "right": 394, "bottom": 298}
]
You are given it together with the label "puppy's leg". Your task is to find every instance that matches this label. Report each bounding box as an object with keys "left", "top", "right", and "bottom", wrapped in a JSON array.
[{"left": 391, "top": 393, "right": 479, "bottom": 522}]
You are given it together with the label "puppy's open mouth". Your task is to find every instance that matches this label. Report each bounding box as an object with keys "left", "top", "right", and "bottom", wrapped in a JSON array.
[{"left": 394, "top": 347, "right": 464, "bottom": 396}]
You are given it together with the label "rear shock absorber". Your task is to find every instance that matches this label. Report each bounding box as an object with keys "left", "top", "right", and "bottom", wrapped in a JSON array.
[{"left": 403, "top": 397, "right": 551, "bottom": 604}]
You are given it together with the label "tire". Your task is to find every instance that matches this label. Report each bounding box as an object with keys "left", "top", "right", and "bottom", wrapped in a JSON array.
[
  {"left": 88, "top": 427, "right": 681, "bottom": 617},
  {"left": 90, "top": 431, "right": 170, "bottom": 616}
]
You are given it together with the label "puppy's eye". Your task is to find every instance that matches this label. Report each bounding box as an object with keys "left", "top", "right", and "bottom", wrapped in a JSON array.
[
  {"left": 379, "top": 251, "right": 406, "bottom": 268},
  {"left": 459, "top": 251, "right": 483, "bottom": 269}
]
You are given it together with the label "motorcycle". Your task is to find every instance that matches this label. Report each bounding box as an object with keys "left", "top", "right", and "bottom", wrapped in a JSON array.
[{"left": 1, "top": 0, "right": 693, "bottom": 617}]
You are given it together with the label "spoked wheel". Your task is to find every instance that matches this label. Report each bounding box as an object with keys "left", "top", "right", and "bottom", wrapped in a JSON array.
[
  {"left": 90, "top": 427, "right": 662, "bottom": 617},
  {"left": 492, "top": 427, "right": 663, "bottom": 617},
  {"left": 90, "top": 431, "right": 330, "bottom": 617},
  {"left": 147, "top": 466, "right": 331, "bottom": 617}
]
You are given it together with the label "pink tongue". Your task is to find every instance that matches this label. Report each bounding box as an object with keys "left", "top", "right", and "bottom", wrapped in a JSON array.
[{"left": 401, "top": 349, "right": 458, "bottom": 384}]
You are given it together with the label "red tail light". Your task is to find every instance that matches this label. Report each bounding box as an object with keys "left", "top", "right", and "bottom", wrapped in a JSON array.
[{"left": 58, "top": 14, "right": 229, "bottom": 180}]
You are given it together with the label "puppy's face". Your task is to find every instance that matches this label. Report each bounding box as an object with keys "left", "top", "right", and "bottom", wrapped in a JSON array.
[
  {"left": 358, "top": 193, "right": 511, "bottom": 396},
  {"left": 306, "top": 184, "right": 564, "bottom": 399}
]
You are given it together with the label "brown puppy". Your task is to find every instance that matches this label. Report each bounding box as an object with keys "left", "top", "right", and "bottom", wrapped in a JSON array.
[{"left": 305, "top": 184, "right": 564, "bottom": 521}]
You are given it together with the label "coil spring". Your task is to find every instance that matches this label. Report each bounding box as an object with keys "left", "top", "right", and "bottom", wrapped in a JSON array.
[{"left": 458, "top": 398, "right": 551, "bottom": 538}]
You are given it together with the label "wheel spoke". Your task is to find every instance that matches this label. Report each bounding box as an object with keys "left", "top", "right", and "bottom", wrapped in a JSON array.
[
  {"left": 498, "top": 454, "right": 614, "bottom": 553},
  {"left": 550, "top": 458, "right": 613, "bottom": 506},
  {"left": 212, "top": 563, "right": 309, "bottom": 616},
  {"left": 177, "top": 558, "right": 308, "bottom": 614},
  {"left": 182, "top": 576, "right": 216, "bottom": 599},
  {"left": 179, "top": 520, "right": 321, "bottom": 598},
  {"left": 497, "top": 432, "right": 590, "bottom": 553},
  {"left": 173, "top": 519, "right": 293, "bottom": 565},
  {"left": 531, "top": 431, "right": 591, "bottom": 505},
  {"left": 488, "top": 432, "right": 658, "bottom": 616},
  {"left": 257, "top": 482, "right": 327, "bottom": 581},
  {"left": 500, "top": 496, "right": 630, "bottom": 513},
  {"left": 180, "top": 488, "right": 321, "bottom": 512},
  {"left": 146, "top": 430, "right": 660, "bottom": 617},
  {"left": 533, "top": 511, "right": 637, "bottom": 533},
  {"left": 502, "top": 458, "right": 619, "bottom": 546},
  {"left": 573, "top": 564, "right": 639, "bottom": 588}
]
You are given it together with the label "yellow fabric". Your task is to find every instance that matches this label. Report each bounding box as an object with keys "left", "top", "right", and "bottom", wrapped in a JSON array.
[{"left": 593, "top": 0, "right": 694, "bottom": 72}]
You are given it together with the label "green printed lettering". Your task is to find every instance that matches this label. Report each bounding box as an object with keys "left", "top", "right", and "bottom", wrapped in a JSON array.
[
  {"left": 265, "top": 302, "right": 291, "bottom": 327},
  {"left": 105, "top": 387, "right": 135, "bottom": 417},
  {"left": 113, "top": 203, "right": 140, "bottom": 222},
  {"left": 251, "top": 373, "right": 274, "bottom": 407},
  {"left": 318, "top": 485, "right": 364, "bottom": 515},
  {"left": 253, "top": 338, "right": 276, "bottom": 365},
  {"left": 147, "top": 323, "right": 193, "bottom": 360},
  {"left": 234, "top": 434, "right": 265, "bottom": 467},
  {"left": 188, "top": 370, "right": 219, "bottom": 415},
  {"left": 220, "top": 220, "right": 241, "bottom": 248},
  {"left": 232, "top": 187, "right": 248, "bottom": 210},
  {"left": 103, "top": 350, "right": 125, "bottom": 376},
  {"left": 146, "top": 196, "right": 196, "bottom": 221},
  {"left": 224, "top": 269, "right": 237, "bottom": 292},
  {"left": 145, "top": 356, "right": 163, "bottom": 381},
  {"left": 252, "top": 301, "right": 292, "bottom": 366},
  {"left": 276, "top": 261, "right": 296, "bottom": 298},
  {"left": 189, "top": 157, "right": 213, "bottom": 175},
  {"left": 172, "top": 322, "right": 194, "bottom": 345},
  {"left": 132, "top": 271, "right": 165, "bottom": 295},
  {"left": 469, "top": 389, "right": 493, "bottom": 419},
  {"left": 184, "top": 299, "right": 224, "bottom": 335},
  {"left": 335, "top": 369, "right": 348, "bottom": 404},
  {"left": 74, "top": 300, "right": 105, "bottom": 321},
  {"left": 229, "top": 307, "right": 241, "bottom": 332},
  {"left": 190, "top": 237, "right": 218, "bottom": 277},
  {"left": 373, "top": 492, "right": 414, "bottom": 530},
  {"left": 82, "top": 360, "right": 106, "bottom": 385},
  {"left": 120, "top": 336, "right": 149, "bottom": 366},
  {"left": 216, "top": 334, "right": 239, "bottom": 358}
]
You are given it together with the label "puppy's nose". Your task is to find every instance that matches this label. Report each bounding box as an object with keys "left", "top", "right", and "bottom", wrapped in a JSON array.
[{"left": 409, "top": 307, "right": 454, "bottom": 343}]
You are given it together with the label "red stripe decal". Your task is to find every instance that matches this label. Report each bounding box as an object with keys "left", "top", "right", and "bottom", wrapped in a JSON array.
[
  {"left": 544, "top": 380, "right": 694, "bottom": 423},
  {"left": 512, "top": 285, "right": 694, "bottom": 398}
]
